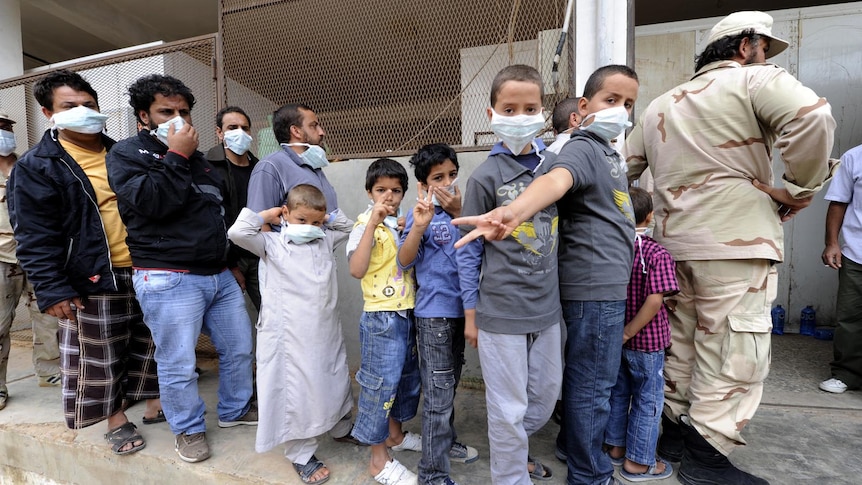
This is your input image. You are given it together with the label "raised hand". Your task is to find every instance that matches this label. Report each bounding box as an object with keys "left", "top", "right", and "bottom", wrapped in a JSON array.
[
  {"left": 413, "top": 186, "right": 435, "bottom": 228},
  {"left": 433, "top": 183, "right": 462, "bottom": 218}
]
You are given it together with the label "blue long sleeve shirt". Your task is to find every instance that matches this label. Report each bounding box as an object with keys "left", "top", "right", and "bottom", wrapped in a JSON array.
[{"left": 398, "top": 207, "right": 464, "bottom": 318}]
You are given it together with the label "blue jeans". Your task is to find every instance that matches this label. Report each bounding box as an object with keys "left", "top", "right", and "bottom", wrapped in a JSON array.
[
  {"left": 605, "top": 348, "right": 665, "bottom": 466},
  {"left": 559, "top": 300, "right": 625, "bottom": 485},
  {"left": 416, "top": 317, "right": 465, "bottom": 484},
  {"left": 132, "top": 269, "right": 254, "bottom": 435},
  {"left": 352, "top": 310, "right": 421, "bottom": 445}
]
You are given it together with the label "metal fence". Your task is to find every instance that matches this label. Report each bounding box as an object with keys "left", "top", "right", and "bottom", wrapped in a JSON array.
[
  {"left": 0, "top": 35, "right": 219, "bottom": 157},
  {"left": 220, "top": 0, "right": 576, "bottom": 159}
]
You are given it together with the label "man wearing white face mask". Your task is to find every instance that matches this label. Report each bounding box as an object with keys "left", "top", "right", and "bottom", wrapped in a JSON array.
[
  {"left": 8, "top": 70, "right": 161, "bottom": 455},
  {"left": 106, "top": 74, "right": 257, "bottom": 464},
  {"left": 247, "top": 103, "right": 342, "bottom": 231},
  {"left": 206, "top": 106, "right": 261, "bottom": 310}
]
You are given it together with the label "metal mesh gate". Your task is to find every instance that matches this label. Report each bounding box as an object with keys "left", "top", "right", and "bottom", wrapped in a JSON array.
[
  {"left": 0, "top": 35, "right": 219, "bottom": 158},
  {"left": 221, "top": 0, "right": 576, "bottom": 159}
]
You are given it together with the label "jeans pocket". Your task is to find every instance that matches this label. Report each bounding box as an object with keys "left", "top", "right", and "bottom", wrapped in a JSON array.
[
  {"left": 360, "top": 312, "right": 393, "bottom": 336},
  {"left": 721, "top": 314, "right": 771, "bottom": 384},
  {"left": 133, "top": 270, "right": 183, "bottom": 293},
  {"left": 356, "top": 368, "right": 383, "bottom": 392},
  {"left": 430, "top": 373, "right": 456, "bottom": 410}
]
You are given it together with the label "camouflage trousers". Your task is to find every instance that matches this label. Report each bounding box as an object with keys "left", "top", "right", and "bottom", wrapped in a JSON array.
[
  {"left": 663, "top": 259, "right": 775, "bottom": 455},
  {"left": 0, "top": 261, "right": 60, "bottom": 387}
]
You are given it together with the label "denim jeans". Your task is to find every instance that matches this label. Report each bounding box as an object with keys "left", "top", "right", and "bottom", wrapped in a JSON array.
[
  {"left": 352, "top": 310, "right": 421, "bottom": 445},
  {"left": 416, "top": 317, "right": 465, "bottom": 484},
  {"left": 559, "top": 300, "right": 625, "bottom": 485},
  {"left": 605, "top": 348, "right": 665, "bottom": 466},
  {"left": 132, "top": 268, "right": 254, "bottom": 435}
]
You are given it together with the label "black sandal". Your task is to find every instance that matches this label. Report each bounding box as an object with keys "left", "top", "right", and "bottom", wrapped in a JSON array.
[
  {"left": 293, "top": 455, "right": 330, "bottom": 484},
  {"left": 105, "top": 422, "right": 146, "bottom": 455}
]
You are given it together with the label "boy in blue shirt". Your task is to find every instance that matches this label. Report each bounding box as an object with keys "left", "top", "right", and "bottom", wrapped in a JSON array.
[{"left": 398, "top": 144, "right": 479, "bottom": 485}]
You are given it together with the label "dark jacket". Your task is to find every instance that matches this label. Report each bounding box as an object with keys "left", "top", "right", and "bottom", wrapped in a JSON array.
[
  {"left": 106, "top": 130, "right": 230, "bottom": 274},
  {"left": 205, "top": 144, "right": 258, "bottom": 262},
  {"left": 7, "top": 129, "right": 119, "bottom": 311}
]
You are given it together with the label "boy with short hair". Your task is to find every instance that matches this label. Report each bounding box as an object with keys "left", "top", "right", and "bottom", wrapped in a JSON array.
[
  {"left": 348, "top": 158, "right": 421, "bottom": 485},
  {"left": 227, "top": 184, "right": 353, "bottom": 485},
  {"left": 605, "top": 186, "right": 678, "bottom": 482},
  {"left": 398, "top": 143, "right": 479, "bottom": 485},
  {"left": 454, "top": 64, "right": 640, "bottom": 485},
  {"left": 457, "top": 64, "right": 562, "bottom": 485}
]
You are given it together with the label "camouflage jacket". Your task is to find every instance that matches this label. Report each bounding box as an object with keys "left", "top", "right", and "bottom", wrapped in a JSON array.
[{"left": 625, "top": 60, "right": 837, "bottom": 262}]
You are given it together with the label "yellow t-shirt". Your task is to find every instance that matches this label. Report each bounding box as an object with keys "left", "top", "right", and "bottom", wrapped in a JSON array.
[{"left": 59, "top": 139, "right": 132, "bottom": 268}]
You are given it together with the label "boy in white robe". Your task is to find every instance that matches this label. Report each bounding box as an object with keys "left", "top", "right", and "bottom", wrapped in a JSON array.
[{"left": 228, "top": 184, "right": 352, "bottom": 485}]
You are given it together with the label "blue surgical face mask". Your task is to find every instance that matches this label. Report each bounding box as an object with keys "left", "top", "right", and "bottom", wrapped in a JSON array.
[
  {"left": 580, "top": 106, "right": 631, "bottom": 142},
  {"left": 0, "top": 130, "right": 15, "bottom": 157},
  {"left": 281, "top": 220, "right": 325, "bottom": 244},
  {"left": 223, "top": 128, "right": 252, "bottom": 155},
  {"left": 282, "top": 143, "right": 329, "bottom": 169},
  {"left": 151, "top": 116, "right": 186, "bottom": 146},
  {"left": 51, "top": 106, "right": 108, "bottom": 134},
  {"left": 489, "top": 108, "right": 546, "bottom": 155}
]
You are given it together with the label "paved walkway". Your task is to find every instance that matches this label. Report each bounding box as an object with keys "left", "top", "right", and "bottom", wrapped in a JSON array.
[{"left": 0, "top": 333, "right": 859, "bottom": 484}]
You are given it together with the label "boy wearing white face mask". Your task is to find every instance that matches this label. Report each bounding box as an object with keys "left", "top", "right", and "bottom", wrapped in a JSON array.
[
  {"left": 453, "top": 64, "right": 640, "bottom": 485},
  {"left": 457, "top": 64, "right": 562, "bottom": 485},
  {"left": 206, "top": 106, "right": 261, "bottom": 310},
  {"left": 228, "top": 184, "right": 353, "bottom": 485}
]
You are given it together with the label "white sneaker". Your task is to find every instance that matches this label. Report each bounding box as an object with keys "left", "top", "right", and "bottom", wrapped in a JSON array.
[
  {"left": 390, "top": 431, "right": 422, "bottom": 452},
  {"left": 820, "top": 377, "right": 848, "bottom": 393},
  {"left": 374, "top": 458, "right": 418, "bottom": 485}
]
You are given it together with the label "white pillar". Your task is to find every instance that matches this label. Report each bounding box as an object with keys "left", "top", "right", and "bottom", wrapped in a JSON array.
[
  {"left": 573, "top": 0, "right": 630, "bottom": 94},
  {"left": 0, "top": 0, "right": 23, "bottom": 80}
]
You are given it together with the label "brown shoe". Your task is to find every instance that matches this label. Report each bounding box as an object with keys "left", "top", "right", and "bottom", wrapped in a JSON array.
[{"left": 175, "top": 432, "right": 210, "bottom": 463}]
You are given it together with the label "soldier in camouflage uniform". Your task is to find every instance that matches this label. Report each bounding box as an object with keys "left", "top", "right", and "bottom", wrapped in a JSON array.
[{"left": 625, "top": 11, "right": 837, "bottom": 485}]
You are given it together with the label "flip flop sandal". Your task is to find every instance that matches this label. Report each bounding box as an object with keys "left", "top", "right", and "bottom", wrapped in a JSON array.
[
  {"left": 105, "top": 422, "right": 146, "bottom": 455},
  {"left": 528, "top": 455, "right": 553, "bottom": 481},
  {"left": 142, "top": 410, "right": 166, "bottom": 425},
  {"left": 293, "top": 455, "right": 330, "bottom": 485},
  {"left": 619, "top": 457, "right": 673, "bottom": 482}
]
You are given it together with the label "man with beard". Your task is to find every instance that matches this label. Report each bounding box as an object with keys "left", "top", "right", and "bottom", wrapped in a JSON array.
[
  {"left": 625, "top": 11, "right": 837, "bottom": 485},
  {"left": 106, "top": 74, "right": 256, "bottom": 463}
]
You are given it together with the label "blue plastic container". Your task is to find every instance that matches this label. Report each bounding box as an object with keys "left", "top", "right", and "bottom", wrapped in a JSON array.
[
  {"left": 771, "top": 305, "right": 786, "bottom": 335},
  {"left": 800, "top": 305, "right": 816, "bottom": 336}
]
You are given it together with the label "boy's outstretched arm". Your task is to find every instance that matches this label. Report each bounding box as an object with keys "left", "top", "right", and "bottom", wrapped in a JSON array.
[
  {"left": 452, "top": 167, "right": 573, "bottom": 248},
  {"left": 623, "top": 293, "right": 664, "bottom": 343}
]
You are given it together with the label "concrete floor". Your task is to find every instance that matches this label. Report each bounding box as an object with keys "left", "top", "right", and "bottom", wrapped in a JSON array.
[{"left": 0, "top": 333, "right": 860, "bottom": 484}]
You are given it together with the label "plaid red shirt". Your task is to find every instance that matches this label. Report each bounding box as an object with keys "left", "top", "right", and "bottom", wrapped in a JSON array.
[{"left": 625, "top": 234, "right": 678, "bottom": 352}]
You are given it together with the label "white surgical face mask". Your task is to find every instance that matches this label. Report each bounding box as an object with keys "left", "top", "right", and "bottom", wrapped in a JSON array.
[
  {"left": 431, "top": 177, "right": 458, "bottom": 207},
  {"left": 151, "top": 116, "right": 186, "bottom": 146},
  {"left": 223, "top": 128, "right": 253, "bottom": 155},
  {"left": 489, "top": 109, "right": 545, "bottom": 156},
  {"left": 282, "top": 143, "right": 329, "bottom": 169},
  {"left": 50, "top": 106, "right": 108, "bottom": 134},
  {"left": 580, "top": 106, "right": 631, "bottom": 142},
  {"left": 281, "top": 220, "right": 325, "bottom": 244},
  {"left": 0, "top": 130, "right": 15, "bottom": 157}
]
